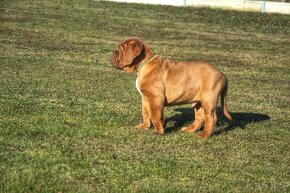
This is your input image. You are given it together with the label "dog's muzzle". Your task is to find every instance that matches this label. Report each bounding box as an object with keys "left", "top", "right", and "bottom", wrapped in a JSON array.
[{"left": 111, "top": 51, "right": 122, "bottom": 70}]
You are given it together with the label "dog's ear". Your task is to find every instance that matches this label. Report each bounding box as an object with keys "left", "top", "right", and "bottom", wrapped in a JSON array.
[{"left": 119, "top": 39, "right": 143, "bottom": 67}]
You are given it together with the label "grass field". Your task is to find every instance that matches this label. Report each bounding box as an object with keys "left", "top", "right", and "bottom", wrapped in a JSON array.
[{"left": 1, "top": 0, "right": 290, "bottom": 192}]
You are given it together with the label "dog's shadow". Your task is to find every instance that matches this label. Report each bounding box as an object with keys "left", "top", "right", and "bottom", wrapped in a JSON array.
[{"left": 165, "top": 107, "right": 270, "bottom": 135}]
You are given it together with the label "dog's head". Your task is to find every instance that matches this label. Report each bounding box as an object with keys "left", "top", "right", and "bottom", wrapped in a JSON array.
[{"left": 111, "top": 37, "right": 146, "bottom": 73}]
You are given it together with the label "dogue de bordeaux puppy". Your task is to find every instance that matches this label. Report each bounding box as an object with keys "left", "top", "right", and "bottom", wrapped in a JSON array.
[{"left": 111, "top": 37, "right": 232, "bottom": 138}]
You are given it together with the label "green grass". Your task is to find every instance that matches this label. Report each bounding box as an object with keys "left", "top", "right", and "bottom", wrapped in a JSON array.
[{"left": 0, "top": 0, "right": 289, "bottom": 192}]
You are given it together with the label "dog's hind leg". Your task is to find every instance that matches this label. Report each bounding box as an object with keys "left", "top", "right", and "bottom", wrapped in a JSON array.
[
  {"left": 181, "top": 102, "right": 205, "bottom": 133},
  {"left": 196, "top": 97, "right": 217, "bottom": 138}
]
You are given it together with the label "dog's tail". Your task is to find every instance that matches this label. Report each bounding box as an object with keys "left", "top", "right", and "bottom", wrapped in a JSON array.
[{"left": 221, "top": 77, "right": 233, "bottom": 121}]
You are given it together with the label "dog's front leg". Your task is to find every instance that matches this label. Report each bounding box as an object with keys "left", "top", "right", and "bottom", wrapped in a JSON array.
[
  {"left": 135, "top": 96, "right": 151, "bottom": 130},
  {"left": 148, "top": 96, "right": 165, "bottom": 135}
]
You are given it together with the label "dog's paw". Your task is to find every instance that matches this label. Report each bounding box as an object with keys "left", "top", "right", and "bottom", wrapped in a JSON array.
[
  {"left": 181, "top": 126, "right": 196, "bottom": 132},
  {"left": 196, "top": 131, "right": 210, "bottom": 139},
  {"left": 155, "top": 129, "right": 165, "bottom": 135},
  {"left": 135, "top": 123, "right": 150, "bottom": 130}
]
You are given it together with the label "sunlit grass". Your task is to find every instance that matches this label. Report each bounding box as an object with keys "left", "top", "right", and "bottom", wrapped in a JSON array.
[{"left": 0, "top": 0, "right": 289, "bottom": 192}]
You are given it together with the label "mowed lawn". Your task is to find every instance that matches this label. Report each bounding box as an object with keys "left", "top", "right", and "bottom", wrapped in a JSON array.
[{"left": 0, "top": 0, "right": 290, "bottom": 192}]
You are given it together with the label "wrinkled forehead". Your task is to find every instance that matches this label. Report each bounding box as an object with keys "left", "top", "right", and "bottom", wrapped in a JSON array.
[
  {"left": 119, "top": 39, "right": 130, "bottom": 49},
  {"left": 119, "top": 38, "right": 140, "bottom": 48},
  {"left": 117, "top": 41, "right": 126, "bottom": 52}
]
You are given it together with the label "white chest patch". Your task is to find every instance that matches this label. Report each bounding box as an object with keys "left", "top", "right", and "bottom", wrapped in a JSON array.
[{"left": 135, "top": 78, "right": 142, "bottom": 95}]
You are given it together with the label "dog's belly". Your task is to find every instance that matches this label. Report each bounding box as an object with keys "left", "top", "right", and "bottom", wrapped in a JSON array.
[
  {"left": 165, "top": 94, "right": 198, "bottom": 106},
  {"left": 165, "top": 87, "right": 200, "bottom": 105}
]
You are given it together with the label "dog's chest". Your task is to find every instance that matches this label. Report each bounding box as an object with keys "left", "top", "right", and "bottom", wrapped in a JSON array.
[{"left": 135, "top": 78, "right": 142, "bottom": 95}]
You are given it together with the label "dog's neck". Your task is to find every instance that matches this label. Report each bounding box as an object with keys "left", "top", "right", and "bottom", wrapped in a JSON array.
[{"left": 136, "top": 52, "right": 155, "bottom": 72}]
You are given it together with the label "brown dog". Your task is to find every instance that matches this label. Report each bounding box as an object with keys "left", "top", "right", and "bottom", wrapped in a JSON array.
[{"left": 111, "top": 37, "right": 232, "bottom": 138}]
